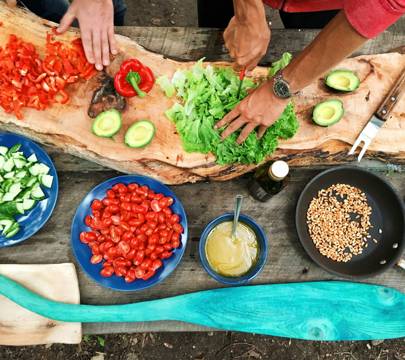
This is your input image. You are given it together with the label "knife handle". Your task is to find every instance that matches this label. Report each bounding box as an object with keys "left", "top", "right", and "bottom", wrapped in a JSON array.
[{"left": 376, "top": 69, "right": 405, "bottom": 121}]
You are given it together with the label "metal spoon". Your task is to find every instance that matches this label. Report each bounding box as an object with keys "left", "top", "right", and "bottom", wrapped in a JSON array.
[{"left": 231, "top": 195, "right": 243, "bottom": 240}]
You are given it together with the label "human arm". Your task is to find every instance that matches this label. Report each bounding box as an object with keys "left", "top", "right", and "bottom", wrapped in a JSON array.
[
  {"left": 224, "top": 0, "right": 270, "bottom": 71},
  {"left": 217, "top": 10, "right": 368, "bottom": 143},
  {"left": 56, "top": 0, "right": 118, "bottom": 71}
]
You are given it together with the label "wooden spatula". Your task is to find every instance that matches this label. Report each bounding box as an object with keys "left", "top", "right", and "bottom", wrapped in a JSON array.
[{"left": 1, "top": 275, "right": 404, "bottom": 341}]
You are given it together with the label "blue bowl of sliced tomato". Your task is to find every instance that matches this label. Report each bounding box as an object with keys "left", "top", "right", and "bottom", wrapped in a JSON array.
[{"left": 71, "top": 175, "right": 188, "bottom": 291}]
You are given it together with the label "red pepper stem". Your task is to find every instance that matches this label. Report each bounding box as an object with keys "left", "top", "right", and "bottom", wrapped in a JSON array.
[{"left": 126, "top": 71, "right": 146, "bottom": 98}]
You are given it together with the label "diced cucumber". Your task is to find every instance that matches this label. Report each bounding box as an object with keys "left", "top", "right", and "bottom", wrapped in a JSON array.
[
  {"left": 30, "top": 185, "right": 45, "bottom": 200},
  {"left": 28, "top": 163, "right": 41, "bottom": 176},
  {"left": 40, "top": 174, "right": 53, "bottom": 188},
  {"left": 0, "top": 146, "right": 8, "bottom": 156},
  {"left": 0, "top": 219, "right": 15, "bottom": 234},
  {"left": 3, "top": 192, "right": 16, "bottom": 202},
  {"left": 7, "top": 144, "right": 21, "bottom": 154},
  {"left": 1, "top": 179, "right": 13, "bottom": 192},
  {"left": 9, "top": 183, "right": 21, "bottom": 196},
  {"left": 15, "top": 170, "right": 27, "bottom": 179},
  {"left": 27, "top": 154, "right": 37, "bottom": 163},
  {"left": 0, "top": 156, "right": 5, "bottom": 170},
  {"left": 22, "top": 198, "right": 36, "bottom": 211},
  {"left": 3, "top": 158, "right": 14, "bottom": 172},
  {"left": 5, "top": 222, "right": 20, "bottom": 238},
  {"left": 37, "top": 163, "right": 50, "bottom": 175},
  {"left": 13, "top": 158, "right": 26, "bottom": 169},
  {"left": 3, "top": 171, "right": 15, "bottom": 179},
  {"left": 26, "top": 177, "right": 38, "bottom": 188},
  {"left": 15, "top": 202, "right": 25, "bottom": 215},
  {"left": 16, "top": 188, "right": 31, "bottom": 200}
]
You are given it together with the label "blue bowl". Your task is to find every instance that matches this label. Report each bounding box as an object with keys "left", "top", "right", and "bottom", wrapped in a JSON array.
[
  {"left": 71, "top": 175, "right": 188, "bottom": 291},
  {"left": 199, "top": 213, "right": 268, "bottom": 285},
  {"left": 0, "top": 132, "right": 58, "bottom": 248}
]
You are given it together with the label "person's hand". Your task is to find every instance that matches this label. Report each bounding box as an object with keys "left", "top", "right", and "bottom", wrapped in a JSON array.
[
  {"left": 216, "top": 80, "right": 289, "bottom": 143},
  {"left": 5, "top": 0, "right": 16, "bottom": 6},
  {"left": 224, "top": 15, "right": 270, "bottom": 71},
  {"left": 57, "top": 0, "right": 118, "bottom": 71}
]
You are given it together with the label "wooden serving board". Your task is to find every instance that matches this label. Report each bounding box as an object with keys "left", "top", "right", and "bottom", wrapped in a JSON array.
[
  {"left": 0, "top": 4, "right": 404, "bottom": 184},
  {"left": 0, "top": 263, "right": 81, "bottom": 345}
]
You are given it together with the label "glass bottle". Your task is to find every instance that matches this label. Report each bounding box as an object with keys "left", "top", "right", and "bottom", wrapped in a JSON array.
[{"left": 248, "top": 160, "right": 289, "bottom": 202}]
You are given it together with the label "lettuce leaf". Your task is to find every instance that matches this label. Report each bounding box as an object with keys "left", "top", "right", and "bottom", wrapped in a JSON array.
[{"left": 159, "top": 53, "right": 298, "bottom": 165}]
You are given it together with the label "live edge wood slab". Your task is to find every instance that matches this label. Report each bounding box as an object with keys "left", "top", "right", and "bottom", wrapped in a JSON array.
[
  {"left": 0, "top": 3, "right": 404, "bottom": 184},
  {"left": 0, "top": 4, "right": 404, "bottom": 336}
]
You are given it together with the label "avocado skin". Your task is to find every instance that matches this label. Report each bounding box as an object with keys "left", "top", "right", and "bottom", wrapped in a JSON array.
[
  {"left": 325, "top": 70, "right": 360, "bottom": 92},
  {"left": 312, "top": 99, "right": 344, "bottom": 127}
]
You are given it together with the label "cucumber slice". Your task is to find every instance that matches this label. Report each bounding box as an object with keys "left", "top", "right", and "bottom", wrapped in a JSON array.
[
  {"left": 26, "top": 177, "right": 38, "bottom": 188},
  {"left": 92, "top": 109, "right": 122, "bottom": 138},
  {"left": 15, "top": 202, "right": 25, "bottom": 215},
  {"left": 15, "top": 170, "right": 27, "bottom": 179},
  {"left": 0, "top": 146, "right": 8, "bottom": 156},
  {"left": 7, "top": 144, "right": 21, "bottom": 154},
  {"left": 27, "top": 153, "right": 38, "bottom": 163},
  {"left": 1, "top": 179, "right": 13, "bottom": 192},
  {"left": 0, "top": 156, "right": 5, "bottom": 170},
  {"left": 3, "top": 193, "right": 16, "bottom": 202},
  {"left": 9, "top": 183, "right": 21, "bottom": 196},
  {"left": 30, "top": 185, "right": 45, "bottom": 200},
  {"left": 3, "top": 158, "right": 14, "bottom": 172},
  {"left": 40, "top": 174, "right": 53, "bottom": 188},
  {"left": 124, "top": 120, "right": 155, "bottom": 148},
  {"left": 37, "top": 163, "right": 50, "bottom": 175},
  {"left": 16, "top": 188, "right": 31, "bottom": 200},
  {"left": 28, "top": 164, "right": 40, "bottom": 176},
  {"left": 22, "top": 198, "right": 36, "bottom": 211},
  {"left": 3, "top": 171, "right": 15, "bottom": 179},
  {"left": 4, "top": 222, "right": 20, "bottom": 238},
  {"left": 0, "top": 219, "right": 15, "bottom": 234},
  {"left": 13, "top": 158, "right": 26, "bottom": 169}
]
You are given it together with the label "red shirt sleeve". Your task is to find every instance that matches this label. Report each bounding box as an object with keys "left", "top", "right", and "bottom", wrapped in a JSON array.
[{"left": 344, "top": 0, "right": 405, "bottom": 38}]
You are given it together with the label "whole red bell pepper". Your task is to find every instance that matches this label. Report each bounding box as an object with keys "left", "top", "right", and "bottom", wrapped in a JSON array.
[{"left": 114, "top": 59, "right": 155, "bottom": 98}]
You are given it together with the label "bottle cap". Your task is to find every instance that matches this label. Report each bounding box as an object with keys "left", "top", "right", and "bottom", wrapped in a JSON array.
[{"left": 269, "top": 161, "right": 289, "bottom": 181}]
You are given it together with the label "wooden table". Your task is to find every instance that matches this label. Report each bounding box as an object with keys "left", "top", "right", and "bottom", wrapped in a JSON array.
[{"left": 0, "top": 27, "right": 404, "bottom": 335}]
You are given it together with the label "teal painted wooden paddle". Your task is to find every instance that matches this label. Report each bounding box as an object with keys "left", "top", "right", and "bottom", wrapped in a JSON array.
[{"left": 1, "top": 274, "right": 405, "bottom": 341}]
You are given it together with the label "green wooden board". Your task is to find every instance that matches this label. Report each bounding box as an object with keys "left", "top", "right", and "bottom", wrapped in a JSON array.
[{"left": 1, "top": 275, "right": 405, "bottom": 341}]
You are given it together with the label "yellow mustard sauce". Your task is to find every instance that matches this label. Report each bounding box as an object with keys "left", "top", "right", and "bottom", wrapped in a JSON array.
[{"left": 205, "top": 221, "right": 258, "bottom": 277}]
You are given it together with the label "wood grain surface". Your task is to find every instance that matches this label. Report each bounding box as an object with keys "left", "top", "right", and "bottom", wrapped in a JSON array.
[
  {"left": 0, "top": 263, "right": 81, "bottom": 345},
  {"left": 0, "top": 3, "right": 404, "bottom": 184},
  {"left": 0, "top": 4, "right": 404, "bottom": 335},
  {"left": 2, "top": 275, "right": 405, "bottom": 341}
]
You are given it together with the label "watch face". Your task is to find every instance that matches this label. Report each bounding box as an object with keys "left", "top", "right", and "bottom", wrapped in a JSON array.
[{"left": 273, "top": 79, "right": 291, "bottom": 99}]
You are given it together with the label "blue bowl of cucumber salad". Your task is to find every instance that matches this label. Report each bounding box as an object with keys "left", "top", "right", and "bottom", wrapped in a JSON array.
[{"left": 0, "top": 132, "right": 58, "bottom": 247}]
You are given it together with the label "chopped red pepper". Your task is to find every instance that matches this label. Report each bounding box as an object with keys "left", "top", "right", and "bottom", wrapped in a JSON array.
[
  {"left": 114, "top": 59, "right": 155, "bottom": 98},
  {"left": 0, "top": 32, "right": 97, "bottom": 119}
]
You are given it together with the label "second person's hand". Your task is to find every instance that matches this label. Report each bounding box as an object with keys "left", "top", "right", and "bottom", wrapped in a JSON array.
[
  {"left": 216, "top": 80, "right": 288, "bottom": 143},
  {"left": 57, "top": 0, "right": 118, "bottom": 71}
]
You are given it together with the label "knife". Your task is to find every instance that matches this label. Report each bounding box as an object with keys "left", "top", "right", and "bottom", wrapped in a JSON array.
[
  {"left": 348, "top": 68, "right": 405, "bottom": 161},
  {"left": 236, "top": 67, "right": 246, "bottom": 99}
]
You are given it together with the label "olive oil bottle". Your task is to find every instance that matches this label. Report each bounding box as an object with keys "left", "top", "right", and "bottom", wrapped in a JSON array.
[{"left": 248, "top": 160, "right": 289, "bottom": 202}]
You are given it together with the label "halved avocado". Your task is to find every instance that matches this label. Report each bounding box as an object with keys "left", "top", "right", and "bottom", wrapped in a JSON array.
[
  {"left": 325, "top": 70, "right": 360, "bottom": 92},
  {"left": 125, "top": 120, "right": 155, "bottom": 148},
  {"left": 92, "top": 109, "right": 122, "bottom": 138},
  {"left": 312, "top": 99, "right": 344, "bottom": 127}
]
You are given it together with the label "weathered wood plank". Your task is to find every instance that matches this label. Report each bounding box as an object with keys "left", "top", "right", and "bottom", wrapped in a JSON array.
[
  {"left": 0, "top": 167, "right": 403, "bottom": 334},
  {"left": 115, "top": 26, "right": 405, "bottom": 62}
]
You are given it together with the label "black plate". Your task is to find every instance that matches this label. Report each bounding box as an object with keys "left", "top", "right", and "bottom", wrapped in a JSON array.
[{"left": 296, "top": 166, "right": 405, "bottom": 278}]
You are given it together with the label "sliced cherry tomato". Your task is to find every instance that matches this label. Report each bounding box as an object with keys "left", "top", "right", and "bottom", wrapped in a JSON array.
[
  {"left": 150, "top": 200, "right": 161, "bottom": 213},
  {"left": 90, "top": 254, "right": 103, "bottom": 264},
  {"left": 100, "top": 266, "right": 114, "bottom": 277},
  {"left": 172, "top": 223, "right": 183, "bottom": 234},
  {"left": 151, "top": 259, "right": 162, "bottom": 270}
]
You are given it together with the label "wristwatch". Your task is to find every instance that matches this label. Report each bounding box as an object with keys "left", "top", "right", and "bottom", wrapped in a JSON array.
[{"left": 272, "top": 71, "right": 299, "bottom": 99}]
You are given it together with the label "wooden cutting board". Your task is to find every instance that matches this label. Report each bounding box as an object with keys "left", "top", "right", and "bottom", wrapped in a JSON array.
[
  {"left": 0, "top": 4, "right": 404, "bottom": 184},
  {"left": 0, "top": 263, "right": 81, "bottom": 345}
]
